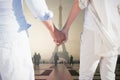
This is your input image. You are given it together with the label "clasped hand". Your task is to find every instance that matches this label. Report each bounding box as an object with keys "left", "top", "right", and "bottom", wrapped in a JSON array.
[{"left": 51, "top": 26, "right": 68, "bottom": 46}]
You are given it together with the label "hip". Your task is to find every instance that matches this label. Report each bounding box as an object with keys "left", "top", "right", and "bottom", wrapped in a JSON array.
[
  {"left": 81, "top": 28, "right": 118, "bottom": 57},
  {"left": 0, "top": 29, "right": 29, "bottom": 43}
]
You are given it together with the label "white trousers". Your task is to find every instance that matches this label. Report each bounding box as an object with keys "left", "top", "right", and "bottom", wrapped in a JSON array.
[
  {"left": 0, "top": 31, "right": 34, "bottom": 80},
  {"left": 79, "top": 28, "right": 118, "bottom": 80}
]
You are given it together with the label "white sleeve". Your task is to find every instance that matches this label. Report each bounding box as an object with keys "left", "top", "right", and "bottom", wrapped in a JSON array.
[
  {"left": 118, "top": 2, "right": 120, "bottom": 12},
  {"left": 79, "top": 0, "right": 89, "bottom": 9},
  {"left": 25, "top": 0, "right": 53, "bottom": 21}
]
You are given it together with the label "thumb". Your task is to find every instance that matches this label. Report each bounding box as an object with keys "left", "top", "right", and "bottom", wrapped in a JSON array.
[{"left": 61, "top": 31, "right": 68, "bottom": 43}]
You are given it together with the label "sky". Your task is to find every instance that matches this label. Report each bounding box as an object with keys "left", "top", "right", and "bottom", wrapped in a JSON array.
[{"left": 23, "top": 0, "right": 84, "bottom": 60}]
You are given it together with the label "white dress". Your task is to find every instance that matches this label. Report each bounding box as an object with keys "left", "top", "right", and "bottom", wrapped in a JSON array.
[
  {"left": 79, "top": 0, "right": 120, "bottom": 79},
  {"left": 0, "top": 0, "right": 53, "bottom": 80},
  {"left": 79, "top": 0, "right": 120, "bottom": 56}
]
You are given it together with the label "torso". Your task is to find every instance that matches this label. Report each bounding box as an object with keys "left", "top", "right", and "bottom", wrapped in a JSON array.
[{"left": 0, "top": 0, "right": 29, "bottom": 42}]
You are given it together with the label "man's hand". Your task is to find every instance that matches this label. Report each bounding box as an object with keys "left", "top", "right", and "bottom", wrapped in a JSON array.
[
  {"left": 50, "top": 26, "right": 66, "bottom": 46},
  {"left": 61, "top": 26, "right": 69, "bottom": 43},
  {"left": 42, "top": 20, "right": 66, "bottom": 46}
]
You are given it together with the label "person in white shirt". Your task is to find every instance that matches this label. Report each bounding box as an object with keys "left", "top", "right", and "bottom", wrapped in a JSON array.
[
  {"left": 61, "top": 0, "right": 120, "bottom": 80},
  {"left": 0, "top": 0, "right": 65, "bottom": 80}
]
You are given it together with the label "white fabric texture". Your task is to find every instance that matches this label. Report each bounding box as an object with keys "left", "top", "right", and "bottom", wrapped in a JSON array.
[
  {"left": 79, "top": 0, "right": 89, "bottom": 9},
  {"left": 79, "top": 0, "right": 120, "bottom": 56},
  {"left": 78, "top": 0, "right": 119, "bottom": 80},
  {"left": 79, "top": 28, "right": 118, "bottom": 80},
  {"left": 25, "top": 0, "right": 53, "bottom": 21},
  {"left": 0, "top": 31, "right": 34, "bottom": 80},
  {"left": 0, "top": 0, "right": 53, "bottom": 80}
]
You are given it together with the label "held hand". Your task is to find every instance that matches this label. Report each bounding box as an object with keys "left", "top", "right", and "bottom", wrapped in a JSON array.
[
  {"left": 61, "top": 27, "right": 68, "bottom": 42},
  {"left": 50, "top": 27, "right": 66, "bottom": 46},
  {"left": 42, "top": 21, "right": 66, "bottom": 46}
]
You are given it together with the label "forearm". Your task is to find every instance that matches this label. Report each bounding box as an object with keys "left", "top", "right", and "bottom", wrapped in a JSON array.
[
  {"left": 42, "top": 20, "right": 55, "bottom": 33},
  {"left": 63, "top": 0, "right": 81, "bottom": 32},
  {"left": 42, "top": 20, "right": 66, "bottom": 46}
]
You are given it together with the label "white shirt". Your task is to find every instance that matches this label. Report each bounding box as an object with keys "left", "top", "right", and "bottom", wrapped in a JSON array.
[
  {"left": 0, "top": 1, "right": 52, "bottom": 79},
  {"left": 79, "top": 0, "right": 120, "bottom": 55},
  {"left": 0, "top": 0, "right": 53, "bottom": 31},
  {"left": 0, "top": 0, "right": 53, "bottom": 42}
]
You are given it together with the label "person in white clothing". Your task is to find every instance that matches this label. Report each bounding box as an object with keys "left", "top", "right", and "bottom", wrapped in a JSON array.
[
  {"left": 0, "top": 0, "right": 65, "bottom": 80},
  {"left": 60, "top": 0, "right": 120, "bottom": 80}
]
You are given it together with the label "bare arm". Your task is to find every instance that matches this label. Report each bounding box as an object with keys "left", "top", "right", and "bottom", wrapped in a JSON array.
[
  {"left": 25, "top": 0, "right": 66, "bottom": 46},
  {"left": 42, "top": 20, "right": 55, "bottom": 34},
  {"left": 42, "top": 20, "right": 66, "bottom": 46},
  {"left": 62, "top": 0, "right": 81, "bottom": 33}
]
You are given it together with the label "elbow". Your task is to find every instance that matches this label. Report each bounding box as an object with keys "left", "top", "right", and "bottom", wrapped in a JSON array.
[{"left": 35, "top": 10, "right": 53, "bottom": 21}]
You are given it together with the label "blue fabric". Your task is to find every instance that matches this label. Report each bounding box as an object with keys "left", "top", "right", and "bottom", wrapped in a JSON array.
[{"left": 0, "top": 0, "right": 53, "bottom": 32}]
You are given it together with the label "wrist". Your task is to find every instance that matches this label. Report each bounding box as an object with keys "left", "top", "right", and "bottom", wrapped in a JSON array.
[
  {"left": 49, "top": 25, "right": 58, "bottom": 37},
  {"left": 62, "top": 26, "right": 69, "bottom": 34},
  {"left": 42, "top": 20, "right": 56, "bottom": 34}
]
